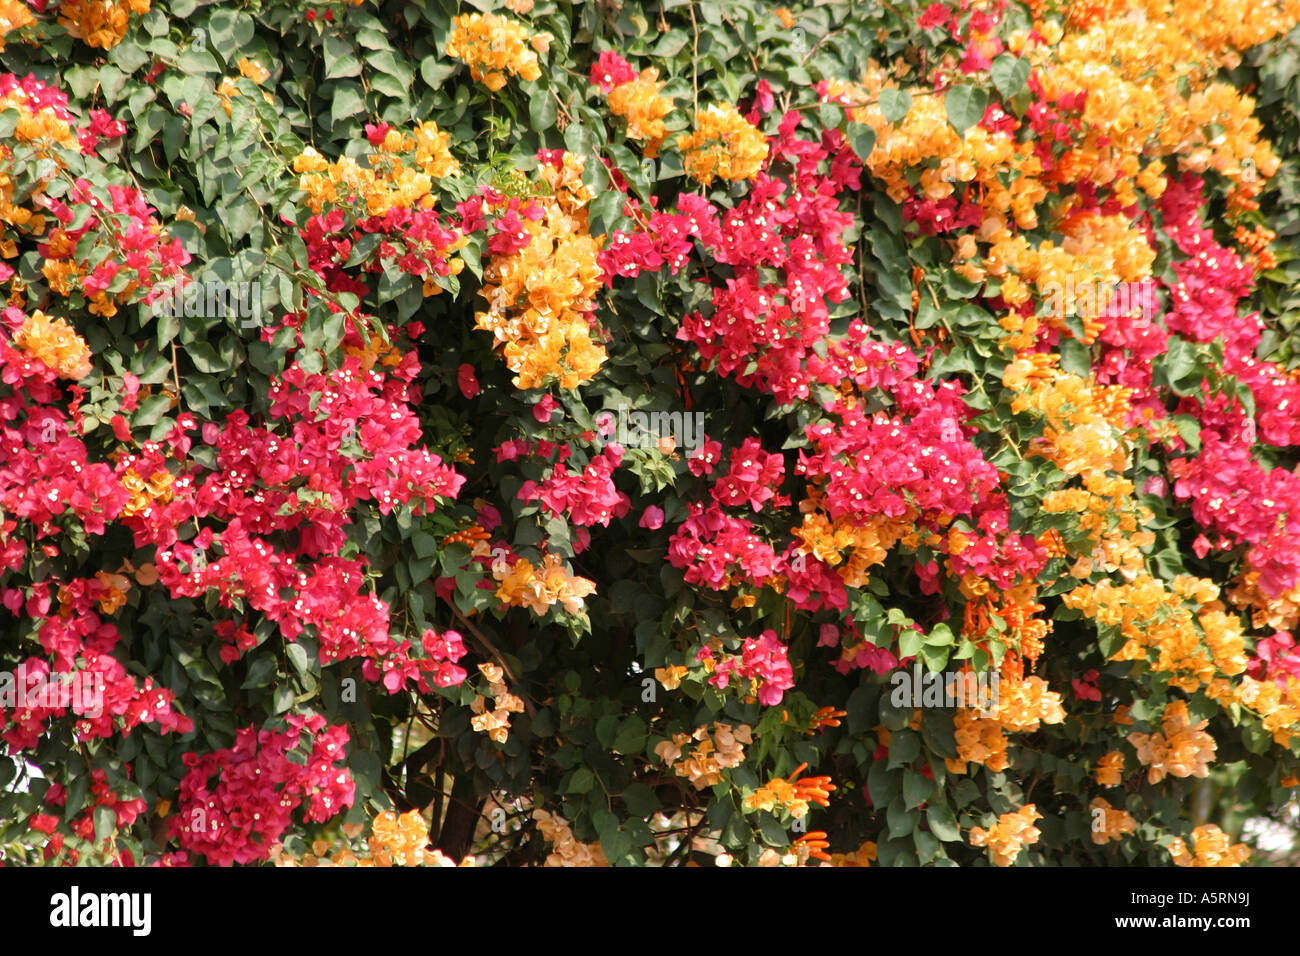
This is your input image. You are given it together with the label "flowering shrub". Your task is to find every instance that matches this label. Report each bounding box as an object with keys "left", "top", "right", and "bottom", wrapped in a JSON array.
[{"left": 2, "top": 0, "right": 1300, "bottom": 868}]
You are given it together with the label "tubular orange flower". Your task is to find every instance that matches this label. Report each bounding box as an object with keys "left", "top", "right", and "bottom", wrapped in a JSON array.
[{"left": 792, "top": 831, "right": 832, "bottom": 862}]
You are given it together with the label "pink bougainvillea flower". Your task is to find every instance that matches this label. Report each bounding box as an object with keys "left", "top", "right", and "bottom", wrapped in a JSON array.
[
  {"left": 458, "top": 363, "right": 481, "bottom": 399},
  {"left": 533, "top": 393, "right": 557, "bottom": 423}
]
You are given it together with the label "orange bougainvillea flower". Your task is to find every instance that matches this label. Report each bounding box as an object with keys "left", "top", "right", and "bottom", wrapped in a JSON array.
[
  {"left": 1094, "top": 750, "right": 1125, "bottom": 786},
  {"left": 677, "top": 103, "right": 768, "bottom": 186},
  {"left": 13, "top": 310, "right": 92, "bottom": 380},
  {"left": 368, "top": 809, "right": 430, "bottom": 867},
  {"left": 1127, "top": 699, "right": 1217, "bottom": 783},
  {"left": 830, "top": 840, "right": 877, "bottom": 867},
  {"left": 969, "top": 804, "right": 1042, "bottom": 866},
  {"left": 57, "top": 0, "right": 150, "bottom": 50},
  {"left": 1168, "top": 824, "right": 1250, "bottom": 867},
  {"left": 446, "top": 12, "right": 542, "bottom": 91}
]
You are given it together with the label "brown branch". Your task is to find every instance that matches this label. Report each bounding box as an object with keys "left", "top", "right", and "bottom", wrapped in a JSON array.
[{"left": 448, "top": 603, "right": 537, "bottom": 717}]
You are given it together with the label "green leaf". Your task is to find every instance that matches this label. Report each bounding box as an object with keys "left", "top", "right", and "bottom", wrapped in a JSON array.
[
  {"left": 903, "top": 769, "right": 933, "bottom": 809},
  {"left": 927, "top": 803, "right": 961, "bottom": 842},
  {"left": 612, "top": 716, "right": 646, "bottom": 755},
  {"left": 923, "top": 622, "right": 954, "bottom": 646},
  {"left": 588, "top": 189, "right": 625, "bottom": 236},
  {"left": 887, "top": 728, "right": 922, "bottom": 769},
  {"left": 241, "top": 654, "right": 277, "bottom": 688},
  {"left": 1059, "top": 334, "right": 1090, "bottom": 376},
  {"left": 846, "top": 123, "right": 875, "bottom": 162},
  {"left": 887, "top": 795, "right": 919, "bottom": 839},
  {"left": 622, "top": 783, "right": 659, "bottom": 817},
  {"left": 206, "top": 9, "right": 255, "bottom": 57},
  {"left": 94, "top": 805, "right": 118, "bottom": 843},
  {"left": 945, "top": 84, "right": 989, "bottom": 135},
  {"left": 567, "top": 767, "right": 595, "bottom": 794},
  {"left": 879, "top": 88, "right": 912, "bottom": 124},
  {"left": 991, "top": 55, "right": 1030, "bottom": 100},
  {"left": 331, "top": 85, "right": 366, "bottom": 124},
  {"left": 324, "top": 35, "right": 362, "bottom": 79},
  {"left": 919, "top": 643, "right": 950, "bottom": 672},
  {"left": 286, "top": 642, "right": 313, "bottom": 678},
  {"left": 531, "top": 89, "right": 558, "bottom": 130}
]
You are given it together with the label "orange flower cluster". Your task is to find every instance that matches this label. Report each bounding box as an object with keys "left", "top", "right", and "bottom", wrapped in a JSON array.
[
  {"left": 1136, "top": 0, "right": 1300, "bottom": 63},
  {"left": 654, "top": 664, "right": 689, "bottom": 690},
  {"left": 745, "top": 762, "right": 836, "bottom": 818},
  {"left": 807, "top": 705, "right": 846, "bottom": 732},
  {"left": 1017, "top": 9, "right": 1280, "bottom": 209},
  {"left": 829, "top": 840, "right": 877, "bottom": 867},
  {"left": 654, "top": 722, "right": 751, "bottom": 790},
  {"left": 791, "top": 831, "right": 832, "bottom": 863},
  {"left": 473, "top": 153, "right": 607, "bottom": 389},
  {"left": 994, "top": 663, "right": 1067, "bottom": 734},
  {"left": 119, "top": 467, "right": 174, "bottom": 518},
  {"left": 342, "top": 332, "right": 404, "bottom": 372},
  {"left": 1094, "top": 750, "right": 1125, "bottom": 786},
  {"left": 791, "top": 501, "right": 914, "bottom": 592},
  {"left": 1064, "top": 574, "right": 1248, "bottom": 692},
  {"left": 294, "top": 119, "right": 462, "bottom": 219},
  {"left": 272, "top": 817, "right": 469, "bottom": 867},
  {"left": 1126, "top": 699, "right": 1217, "bottom": 783},
  {"left": 368, "top": 809, "right": 431, "bottom": 866},
  {"left": 1168, "top": 823, "right": 1251, "bottom": 867},
  {"left": 445, "top": 13, "right": 543, "bottom": 91},
  {"left": 1228, "top": 567, "right": 1300, "bottom": 633},
  {"left": 606, "top": 70, "right": 674, "bottom": 157},
  {"left": 1233, "top": 223, "right": 1278, "bottom": 272},
  {"left": 441, "top": 522, "right": 491, "bottom": 548},
  {"left": 960, "top": 580, "right": 1052, "bottom": 662},
  {"left": 1005, "top": 359, "right": 1129, "bottom": 475},
  {"left": 216, "top": 58, "right": 275, "bottom": 118},
  {"left": 1005, "top": 359, "right": 1156, "bottom": 579},
  {"left": 92, "top": 571, "right": 131, "bottom": 615},
  {"left": 12, "top": 310, "right": 92, "bottom": 380},
  {"left": 0, "top": 0, "right": 35, "bottom": 51},
  {"left": 0, "top": 76, "right": 78, "bottom": 168},
  {"left": 1089, "top": 797, "right": 1137, "bottom": 845},
  {"left": 943, "top": 660, "right": 1064, "bottom": 774},
  {"left": 946, "top": 707, "right": 1009, "bottom": 775},
  {"left": 992, "top": 214, "right": 1156, "bottom": 344},
  {"left": 838, "top": 68, "right": 1047, "bottom": 238},
  {"left": 969, "top": 804, "right": 1043, "bottom": 867},
  {"left": 1206, "top": 673, "right": 1300, "bottom": 747},
  {"left": 469, "top": 662, "right": 526, "bottom": 744},
  {"left": 677, "top": 104, "right": 768, "bottom": 187},
  {"left": 57, "top": 0, "right": 150, "bottom": 50},
  {"left": 532, "top": 809, "right": 609, "bottom": 867},
  {"left": 491, "top": 548, "right": 597, "bottom": 616}
]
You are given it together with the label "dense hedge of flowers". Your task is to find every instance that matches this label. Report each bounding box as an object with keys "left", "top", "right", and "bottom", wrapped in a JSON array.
[{"left": 1, "top": 0, "right": 1300, "bottom": 867}]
